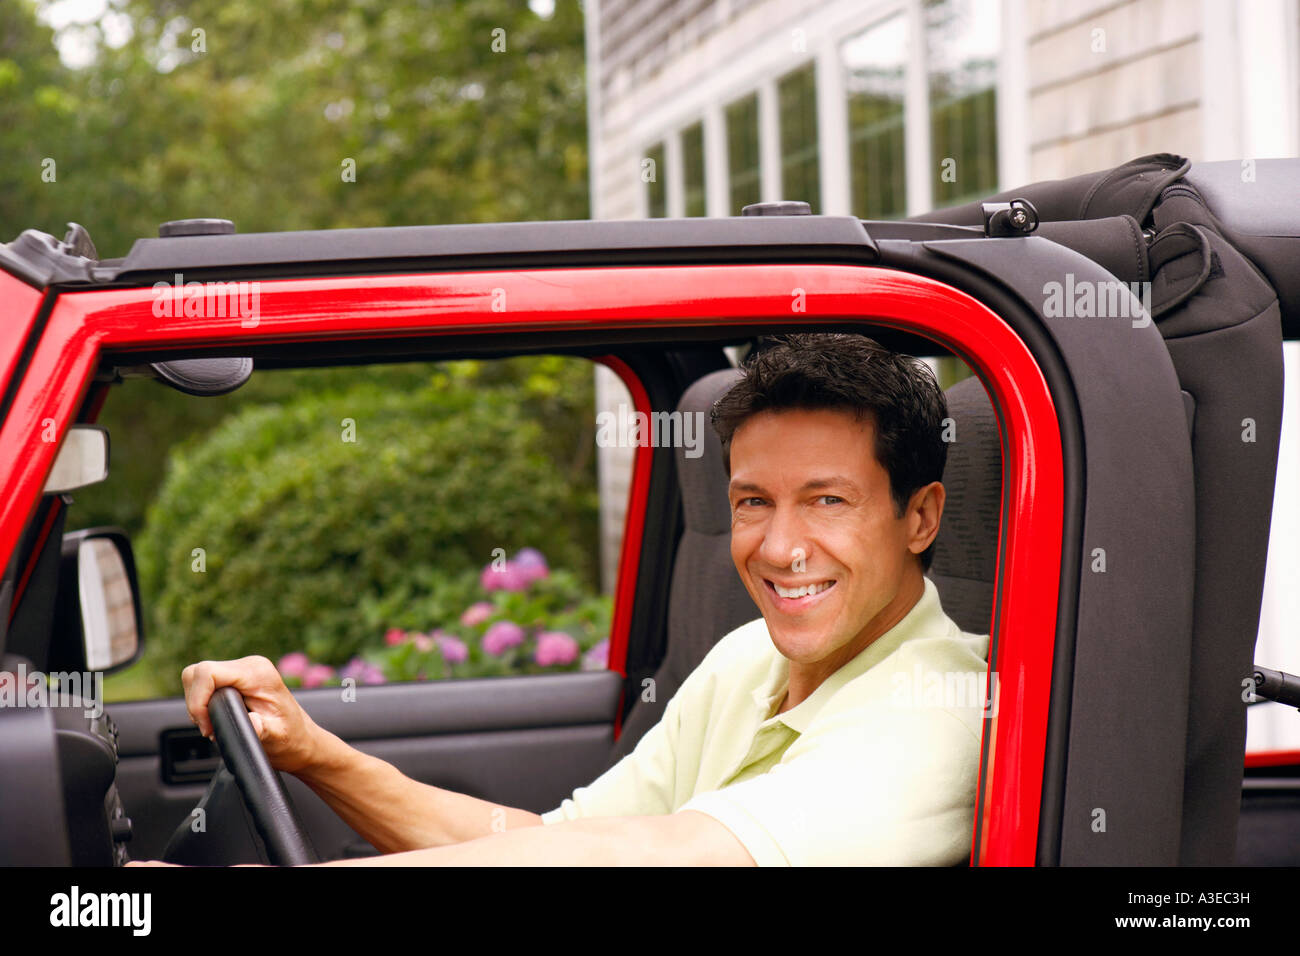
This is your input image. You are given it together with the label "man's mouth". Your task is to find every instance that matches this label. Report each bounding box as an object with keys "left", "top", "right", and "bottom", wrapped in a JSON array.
[{"left": 764, "top": 578, "right": 836, "bottom": 610}]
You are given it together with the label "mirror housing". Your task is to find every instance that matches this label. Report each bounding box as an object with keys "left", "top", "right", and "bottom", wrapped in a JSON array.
[
  {"left": 43, "top": 426, "right": 110, "bottom": 495},
  {"left": 51, "top": 528, "right": 144, "bottom": 674}
]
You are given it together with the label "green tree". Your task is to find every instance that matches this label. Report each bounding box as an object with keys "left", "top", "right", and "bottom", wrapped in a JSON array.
[
  {"left": 4, "top": 0, "right": 588, "bottom": 254},
  {"left": 4, "top": 0, "right": 592, "bottom": 538}
]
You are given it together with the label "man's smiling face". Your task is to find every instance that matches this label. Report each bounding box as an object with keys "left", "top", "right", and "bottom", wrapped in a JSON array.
[{"left": 728, "top": 406, "right": 934, "bottom": 673}]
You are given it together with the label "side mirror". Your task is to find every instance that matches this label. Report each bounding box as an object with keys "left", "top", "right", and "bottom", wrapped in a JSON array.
[
  {"left": 43, "top": 426, "right": 110, "bottom": 494},
  {"left": 53, "top": 529, "right": 144, "bottom": 674}
]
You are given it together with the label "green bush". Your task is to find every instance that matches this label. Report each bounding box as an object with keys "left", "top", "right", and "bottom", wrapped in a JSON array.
[{"left": 135, "top": 363, "right": 601, "bottom": 684}]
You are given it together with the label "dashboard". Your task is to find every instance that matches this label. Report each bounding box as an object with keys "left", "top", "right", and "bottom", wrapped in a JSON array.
[{"left": 52, "top": 700, "right": 134, "bottom": 866}]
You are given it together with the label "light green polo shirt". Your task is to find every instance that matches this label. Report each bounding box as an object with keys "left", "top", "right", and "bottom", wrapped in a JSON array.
[{"left": 540, "top": 576, "right": 991, "bottom": 865}]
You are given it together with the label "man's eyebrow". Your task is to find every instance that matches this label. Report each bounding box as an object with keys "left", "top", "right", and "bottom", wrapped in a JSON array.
[
  {"left": 800, "top": 476, "right": 862, "bottom": 494},
  {"left": 728, "top": 477, "right": 863, "bottom": 496}
]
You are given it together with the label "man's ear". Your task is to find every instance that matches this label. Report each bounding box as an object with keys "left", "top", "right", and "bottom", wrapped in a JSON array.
[{"left": 906, "top": 481, "right": 945, "bottom": 558}]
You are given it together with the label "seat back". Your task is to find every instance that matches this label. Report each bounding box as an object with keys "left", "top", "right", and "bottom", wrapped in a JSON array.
[{"left": 927, "top": 375, "right": 1001, "bottom": 634}]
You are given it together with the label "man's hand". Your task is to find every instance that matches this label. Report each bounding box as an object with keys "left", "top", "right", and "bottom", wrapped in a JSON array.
[{"left": 181, "top": 656, "right": 324, "bottom": 776}]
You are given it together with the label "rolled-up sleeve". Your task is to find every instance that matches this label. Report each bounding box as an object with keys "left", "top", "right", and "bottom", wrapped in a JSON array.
[{"left": 679, "top": 704, "right": 982, "bottom": 866}]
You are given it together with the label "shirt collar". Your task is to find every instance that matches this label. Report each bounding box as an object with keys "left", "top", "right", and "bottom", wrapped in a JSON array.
[{"left": 751, "top": 576, "right": 947, "bottom": 735}]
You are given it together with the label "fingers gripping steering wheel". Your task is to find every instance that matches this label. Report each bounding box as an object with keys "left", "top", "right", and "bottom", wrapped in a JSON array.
[{"left": 208, "top": 686, "right": 320, "bottom": 866}]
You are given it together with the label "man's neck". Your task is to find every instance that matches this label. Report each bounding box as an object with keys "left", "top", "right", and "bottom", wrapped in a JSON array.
[{"left": 779, "top": 570, "right": 926, "bottom": 714}]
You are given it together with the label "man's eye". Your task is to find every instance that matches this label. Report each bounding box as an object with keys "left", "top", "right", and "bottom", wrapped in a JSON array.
[
  {"left": 737, "top": 497, "right": 765, "bottom": 508},
  {"left": 819, "top": 495, "right": 844, "bottom": 505}
]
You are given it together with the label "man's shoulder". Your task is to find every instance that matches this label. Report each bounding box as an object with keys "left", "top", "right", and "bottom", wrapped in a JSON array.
[
  {"left": 691, "top": 616, "right": 773, "bottom": 678},
  {"left": 825, "top": 605, "right": 991, "bottom": 742},
  {"left": 894, "top": 620, "right": 990, "bottom": 673},
  {"left": 891, "top": 581, "right": 990, "bottom": 673},
  {"left": 668, "top": 616, "right": 774, "bottom": 707}
]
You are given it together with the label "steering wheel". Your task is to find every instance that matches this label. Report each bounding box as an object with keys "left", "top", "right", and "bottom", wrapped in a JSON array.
[{"left": 208, "top": 685, "right": 320, "bottom": 866}]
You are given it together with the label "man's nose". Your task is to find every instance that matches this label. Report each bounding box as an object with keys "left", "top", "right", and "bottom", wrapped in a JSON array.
[{"left": 758, "top": 505, "right": 809, "bottom": 571}]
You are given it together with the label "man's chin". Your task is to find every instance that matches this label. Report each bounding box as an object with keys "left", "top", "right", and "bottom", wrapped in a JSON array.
[{"left": 762, "top": 617, "right": 839, "bottom": 662}]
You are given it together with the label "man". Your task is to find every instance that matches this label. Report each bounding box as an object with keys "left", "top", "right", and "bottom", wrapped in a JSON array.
[{"left": 154, "top": 333, "right": 990, "bottom": 866}]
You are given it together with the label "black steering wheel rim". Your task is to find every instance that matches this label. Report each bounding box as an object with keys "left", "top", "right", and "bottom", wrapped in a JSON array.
[{"left": 208, "top": 686, "right": 320, "bottom": 866}]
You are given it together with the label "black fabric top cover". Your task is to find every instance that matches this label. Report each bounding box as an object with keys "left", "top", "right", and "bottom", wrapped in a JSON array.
[{"left": 916, "top": 153, "right": 1286, "bottom": 864}]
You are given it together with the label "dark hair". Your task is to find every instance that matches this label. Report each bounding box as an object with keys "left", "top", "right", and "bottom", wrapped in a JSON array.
[{"left": 710, "top": 333, "right": 949, "bottom": 570}]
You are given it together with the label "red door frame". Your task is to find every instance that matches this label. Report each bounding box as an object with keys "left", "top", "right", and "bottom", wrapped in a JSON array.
[{"left": 0, "top": 264, "right": 1065, "bottom": 866}]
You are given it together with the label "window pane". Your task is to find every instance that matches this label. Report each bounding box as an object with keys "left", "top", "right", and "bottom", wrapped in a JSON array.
[
  {"left": 842, "top": 16, "right": 908, "bottom": 219},
  {"left": 681, "top": 122, "right": 706, "bottom": 217},
  {"left": 926, "top": 0, "right": 999, "bottom": 206},
  {"left": 726, "top": 92, "right": 761, "bottom": 214},
  {"left": 645, "top": 142, "right": 666, "bottom": 217},
  {"left": 89, "top": 356, "right": 626, "bottom": 701},
  {"left": 778, "top": 62, "right": 820, "bottom": 212}
]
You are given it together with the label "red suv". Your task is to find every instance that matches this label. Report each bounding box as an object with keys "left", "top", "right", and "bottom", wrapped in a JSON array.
[{"left": 0, "top": 152, "right": 1296, "bottom": 866}]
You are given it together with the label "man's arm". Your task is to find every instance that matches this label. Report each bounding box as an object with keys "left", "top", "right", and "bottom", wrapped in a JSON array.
[
  {"left": 312, "top": 811, "right": 756, "bottom": 866},
  {"left": 181, "top": 656, "right": 541, "bottom": 853},
  {"left": 293, "top": 727, "right": 544, "bottom": 853}
]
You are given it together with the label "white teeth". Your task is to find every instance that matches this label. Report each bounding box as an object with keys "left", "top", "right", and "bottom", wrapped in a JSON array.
[{"left": 773, "top": 580, "right": 832, "bottom": 599}]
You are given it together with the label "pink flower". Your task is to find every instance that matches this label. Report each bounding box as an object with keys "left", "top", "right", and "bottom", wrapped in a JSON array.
[
  {"left": 459, "top": 602, "right": 494, "bottom": 628},
  {"left": 582, "top": 638, "right": 610, "bottom": 671},
  {"left": 412, "top": 633, "right": 435, "bottom": 652},
  {"left": 384, "top": 628, "right": 407, "bottom": 647},
  {"left": 436, "top": 634, "right": 469, "bottom": 664},
  {"left": 302, "top": 664, "right": 335, "bottom": 688},
  {"left": 535, "top": 631, "right": 579, "bottom": 667},
  {"left": 481, "top": 561, "right": 530, "bottom": 593},
  {"left": 482, "top": 620, "right": 525, "bottom": 656},
  {"left": 361, "top": 664, "right": 386, "bottom": 685},
  {"left": 514, "top": 548, "right": 549, "bottom": 583},
  {"left": 278, "top": 652, "right": 310, "bottom": 678},
  {"left": 340, "top": 657, "right": 368, "bottom": 682}
]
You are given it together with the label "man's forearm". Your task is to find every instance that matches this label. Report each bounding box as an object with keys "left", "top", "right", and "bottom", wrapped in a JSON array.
[
  {"left": 306, "top": 811, "right": 755, "bottom": 867},
  {"left": 294, "top": 728, "right": 543, "bottom": 853},
  {"left": 316, "top": 815, "right": 662, "bottom": 866}
]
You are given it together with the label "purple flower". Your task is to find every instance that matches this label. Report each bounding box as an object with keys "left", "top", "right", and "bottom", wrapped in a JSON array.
[
  {"left": 535, "top": 631, "right": 579, "bottom": 667},
  {"left": 460, "top": 602, "right": 494, "bottom": 628},
  {"left": 361, "top": 664, "right": 386, "bottom": 685},
  {"left": 482, "top": 620, "right": 525, "bottom": 656},
  {"left": 279, "top": 652, "right": 310, "bottom": 678},
  {"left": 582, "top": 638, "right": 610, "bottom": 671},
  {"left": 340, "top": 657, "right": 368, "bottom": 682},
  {"left": 436, "top": 633, "right": 469, "bottom": 665},
  {"left": 302, "top": 664, "right": 335, "bottom": 688},
  {"left": 513, "top": 548, "right": 549, "bottom": 583},
  {"left": 384, "top": 628, "right": 407, "bottom": 647}
]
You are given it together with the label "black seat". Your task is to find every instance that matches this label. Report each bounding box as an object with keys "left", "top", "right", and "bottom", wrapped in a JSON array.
[{"left": 927, "top": 374, "right": 1001, "bottom": 634}]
